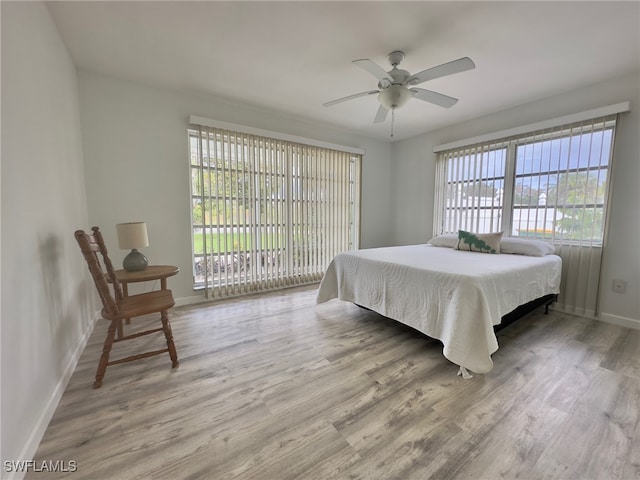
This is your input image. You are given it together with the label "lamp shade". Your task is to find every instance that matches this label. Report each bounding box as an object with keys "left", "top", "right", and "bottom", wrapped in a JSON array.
[
  {"left": 378, "top": 85, "right": 412, "bottom": 110},
  {"left": 116, "top": 222, "right": 149, "bottom": 250}
]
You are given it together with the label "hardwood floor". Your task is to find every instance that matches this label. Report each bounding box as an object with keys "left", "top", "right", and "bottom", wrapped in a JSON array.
[{"left": 28, "top": 286, "right": 640, "bottom": 479}]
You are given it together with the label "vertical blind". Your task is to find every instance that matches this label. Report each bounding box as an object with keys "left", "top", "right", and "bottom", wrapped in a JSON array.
[
  {"left": 189, "top": 123, "right": 361, "bottom": 298},
  {"left": 434, "top": 114, "right": 618, "bottom": 316}
]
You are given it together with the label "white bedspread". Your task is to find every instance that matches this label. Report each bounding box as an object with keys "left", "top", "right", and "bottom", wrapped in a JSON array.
[{"left": 316, "top": 244, "right": 562, "bottom": 374}]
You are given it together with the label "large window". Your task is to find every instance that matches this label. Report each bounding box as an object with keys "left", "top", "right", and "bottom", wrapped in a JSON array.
[
  {"left": 188, "top": 121, "right": 361, "bottom": 298},
  {"left": 435, "top": 115, "right": 617, "bottom": 246}
]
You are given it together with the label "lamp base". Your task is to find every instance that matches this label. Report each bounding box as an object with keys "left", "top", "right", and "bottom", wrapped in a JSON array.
[{"left": 123, "top": 249, "right": 148, "bottom": 272}]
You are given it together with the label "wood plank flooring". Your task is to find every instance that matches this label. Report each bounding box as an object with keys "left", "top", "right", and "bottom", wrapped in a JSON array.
[{"left": 27, "top": 286, "right": 640, "bottom": 479}]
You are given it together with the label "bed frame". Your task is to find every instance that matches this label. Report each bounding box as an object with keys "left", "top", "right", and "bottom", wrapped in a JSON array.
[{"left": 494, "top": 293, "right": 558, "bottom": 332}]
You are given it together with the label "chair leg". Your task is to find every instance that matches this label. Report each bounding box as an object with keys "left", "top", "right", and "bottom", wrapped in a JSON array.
[
  {"left": 94, "top": 320, "right": 117, "bottom": 388},
  {"left": 161, "top": 310, "right": 179, "bottom": 368},
  {"left": 116, "top": 319, "right": 124, "bottom": 339}
]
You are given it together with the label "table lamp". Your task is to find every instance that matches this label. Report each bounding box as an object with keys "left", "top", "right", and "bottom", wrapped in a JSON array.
[{"left": 116, "top": 222, "right": 149, "bottom": 271}]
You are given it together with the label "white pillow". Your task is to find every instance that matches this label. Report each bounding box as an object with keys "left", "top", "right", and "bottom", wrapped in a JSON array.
[
  {"left": 500, "top": 237, "right": 556, "bottom": 256},
  {"left": 427, "top": 234, "right": 459, "bottom": 248}
]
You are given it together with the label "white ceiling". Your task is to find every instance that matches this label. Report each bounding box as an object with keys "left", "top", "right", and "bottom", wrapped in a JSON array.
[{"left": 46, "top": 1, "right": 640, "bottom": 142}]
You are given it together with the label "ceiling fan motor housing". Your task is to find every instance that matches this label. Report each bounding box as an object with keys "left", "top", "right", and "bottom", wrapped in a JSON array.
[
  {"left": 389, "top": 68, "right": 410, "bottom": 84},
  {"left": 377, "top": 66, "right": 411, "bottom": 94}
]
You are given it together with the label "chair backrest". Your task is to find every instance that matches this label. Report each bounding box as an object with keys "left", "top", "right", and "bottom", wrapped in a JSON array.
[{"left": 75, "top": 227, "right": 123, "bottom": 317}]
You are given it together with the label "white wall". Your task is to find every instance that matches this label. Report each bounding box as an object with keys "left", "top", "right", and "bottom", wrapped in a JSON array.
[
  {"left": 391, "top": 72, "right": 640, "bottom": 325},
  {"left": 1, "top": 1, "right": 95, "bottom": 472},
  {"left": 77, "top": 71, "right": 393, "bottom": 302}
]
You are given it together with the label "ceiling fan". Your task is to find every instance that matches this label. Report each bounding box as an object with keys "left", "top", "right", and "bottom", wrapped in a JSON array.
[{"left": 323, "top": 51, "right": 475, "bottom": 136}]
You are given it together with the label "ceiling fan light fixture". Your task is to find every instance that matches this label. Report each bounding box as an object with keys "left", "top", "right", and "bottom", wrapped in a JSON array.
[{"left": 378, "top": 85, "right": 412, "bottom": 110}]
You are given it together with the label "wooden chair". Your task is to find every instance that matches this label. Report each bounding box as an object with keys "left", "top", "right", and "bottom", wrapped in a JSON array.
[{"left": 75, "top": 227, "right": 179, "bottom": 388}]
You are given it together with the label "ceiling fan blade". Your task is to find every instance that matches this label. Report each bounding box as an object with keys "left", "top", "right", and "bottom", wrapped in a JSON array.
[
  {"left": 410, "top": 88, "right": 459, "bottom": 108},
  {"left": 407, "top": 57, "right": 475, "bottom": 86},
  {"left": 353, "top": 59, "right": 394, "bottom": 84},
  {"left": 323, "top": 90, "right": 379, "bottom": 107},
  {"left": 373, "top": 104, "right": 388, "bottom": 124}
]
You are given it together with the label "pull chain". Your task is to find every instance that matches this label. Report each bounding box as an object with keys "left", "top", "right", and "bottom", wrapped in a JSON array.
[{"left": 390, "top": 107, "right": 395, "bottom": 138}]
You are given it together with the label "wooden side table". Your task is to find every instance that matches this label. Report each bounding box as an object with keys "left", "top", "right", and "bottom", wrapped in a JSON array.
[
  {"left": 115, "top": 265, "right": 179, "bottom": 295},
  {"left": 114, "top": 265, "right": 179, "bottom": 337}
]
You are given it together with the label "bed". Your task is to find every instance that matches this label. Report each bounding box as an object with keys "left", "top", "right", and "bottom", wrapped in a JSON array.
[{"left": 316, "top": 238, "right": 562, "bottom": 377}]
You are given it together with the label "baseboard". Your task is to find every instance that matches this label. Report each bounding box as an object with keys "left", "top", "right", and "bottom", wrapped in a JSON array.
[
  {"left": 174, "top": 293, "right": 208, "bottom": 307},
  {"left": 6, "top": 310, "right": 101, "bottom": 480},
  {"left": 552, "top": 304, "right": 640, "bottom": 330},
  {"left": 598, "top": 312, "right": 640, "bottom": 330},
  {"left": 174, "top": 283, "right": 320, "bottom": 308},
  {"left": 551, "top": 303, "right": 597, "bottom": 319}
]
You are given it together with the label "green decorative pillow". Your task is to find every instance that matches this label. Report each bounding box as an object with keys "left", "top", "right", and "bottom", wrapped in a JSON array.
[{"left": 457, "top": 230, "right": 503, "bottom": 254}]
